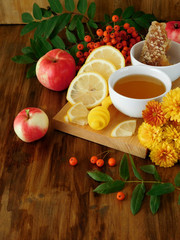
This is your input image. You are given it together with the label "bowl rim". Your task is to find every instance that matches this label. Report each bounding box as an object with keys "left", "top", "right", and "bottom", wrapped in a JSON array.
[
  {"left": 108, "top": 65, "right": 172, "bottom": 102},
  {"left": 130, "top": 40, "right": 180, "bottom": 68}
]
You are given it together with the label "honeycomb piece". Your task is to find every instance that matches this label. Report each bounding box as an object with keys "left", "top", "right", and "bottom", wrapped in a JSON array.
[{"left": 140, "top": 21, "right": 171, "bottom": 66}]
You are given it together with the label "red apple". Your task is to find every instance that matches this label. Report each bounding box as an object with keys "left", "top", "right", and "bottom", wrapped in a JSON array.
[
  {"left": 13, "top": 107, "right": 49, "bottom": 142},
  {"left": 165, "top": 21, "right": 180, "bottom": 43},
  {"left": 36, "top": 49, "right": 76, "bottom": 91}
]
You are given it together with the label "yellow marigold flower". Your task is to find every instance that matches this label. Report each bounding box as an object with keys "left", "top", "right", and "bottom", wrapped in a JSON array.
[
  {"left": 142, "top": 100, "right": 167, "bottom": 126},
  {"left": 138, "top": 122, "right": 162, "bottom": 150},
  {"left": 162, "top": 87, "right": 180, "bottom": 122},
  {"left": 149, "top": 141, "right": 178, "bottom": 167}
]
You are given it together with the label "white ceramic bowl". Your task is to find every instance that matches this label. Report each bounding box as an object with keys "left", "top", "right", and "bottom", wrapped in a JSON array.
[
  {"left": 130, "top": 40, "right": 180, "bottom": 82},
  {"left": 108, "top": 66, "right": 172, "bottom": 118}
]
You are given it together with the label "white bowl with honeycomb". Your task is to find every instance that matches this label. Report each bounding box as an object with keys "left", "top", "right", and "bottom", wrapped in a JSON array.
[{"left": 130, "top": 40, "right": 180, "bottom": 82}]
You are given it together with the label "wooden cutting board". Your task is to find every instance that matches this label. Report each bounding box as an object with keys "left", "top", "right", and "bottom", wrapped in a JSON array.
[{"left": 53, "top": 78, "right": 180, "bottom": 158}]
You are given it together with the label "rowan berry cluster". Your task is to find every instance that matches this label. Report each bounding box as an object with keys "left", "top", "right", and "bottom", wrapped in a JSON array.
[{"left": 75, "top": 15, "right": 142, "bottom": 71}]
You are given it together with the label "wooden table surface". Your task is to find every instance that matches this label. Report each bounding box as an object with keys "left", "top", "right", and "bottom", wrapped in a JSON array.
[{"left": 0, "top": 25, "right": 180, "bottom": 240}]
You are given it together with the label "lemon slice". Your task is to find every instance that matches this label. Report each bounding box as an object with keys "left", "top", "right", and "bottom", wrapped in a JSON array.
[
  {"left": 111, "top": 120, "right": 137, "bottom": 137},
  {"left": 66, "top": 72, "right": 108, "bottom": 109},
  {"left": 85, "top": 45, "right": 125, "bottom": 69},
  {"left": 67, "top": 102, "right": 89, "bottom": 126},
  {"left": 78, "top": 59, "right": 117, "bottom": 82}
]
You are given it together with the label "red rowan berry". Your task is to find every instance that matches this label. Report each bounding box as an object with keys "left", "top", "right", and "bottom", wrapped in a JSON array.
[
  {"left": 111, "top": 38, "right": 117, "bottom": 45},
  {"left": 94, "top": 42, "right": 101, "bottom": 48},
  {"left": 83, "top": 51, "right": 89, "bottom": 58},
  {"left": 84, "top": 35, "right": 91, "bottom": 42},
  {"left": 112, "top": 15, "right": 119, "bottom": 22},
  {"left": 132, "top": 31, "right": 138, "bottom": 38},
  {"left": 79, "top": 57, "right": 85, "bottom": 64},
  {"left": 110, "top": 32, "right": 116, "bottom": 38},
  {"left": 114, "top": 25, "right": 120, "bottom": 31},
  {"left": 69, "top": 157, "right": 78, "bottom": 166},
  {"left": 108, "top": 157, "right": 116, "bottom": 167},
  {"left": 77, "top": 43, "right": 84, "bottom": 50},
  {"left": 106, "top": 25, "right": 113, "bottom": 32},
  {"left": 123, "top": 23, "right": 130, "bottom": 29},
  {"left": 96, "top": 29, "right": 104, "bottom": 37},
  {"left": 96, "top": 159, "right": 104, "bottom": 167},
  {"left": 116, "top": 42, "right": 122, "bottom": 49},
  {"left": 106, "top": 42, "right": 112, "bottom": 46},
  {"left": 87, "top": 42, "right": 94, "bottom": 49},
  {"left": 122, "top": 40, "right": 127, "bottom": 46},
  {"left": 90, "top": 156, "right": 98, "bottom": 164},
  {"left": 116, "top": 192, "right": 125, "bottom": 201},
  {"left": 76, "top": 51, "right": 83, "bottom": 58},
  {"left": 103, "top": 30, "right": 110, "bottom": 37},
  {"left": 136, "top": 36, "right": 141, "bottom": 42},
  {"left": 103, "top": 36, "right": 110, "bottom": 43}
]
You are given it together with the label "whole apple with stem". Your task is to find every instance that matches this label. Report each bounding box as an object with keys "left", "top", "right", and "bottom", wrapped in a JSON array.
[
  {"left": 166, "top": 21, "right": 180, "bottom": 43},
  {"left": 13, "top": 107, "right": 49, "bottom": 142},
  {"left": 36, "top": 49, "right": 76, "bottom": 91}
]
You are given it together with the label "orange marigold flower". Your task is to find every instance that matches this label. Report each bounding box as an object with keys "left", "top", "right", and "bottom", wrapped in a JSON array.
[
  {"left": 149, "top": 141, "right": 178, "bottom": 168},
  {"left": 162, "top": 87, "right": 180, "bottom": 122},
  {"left": 142, "top": 100, "right": 167, "bottom": 126},
  {"left": 138, "top": 122, "right": 162, "bottom": 150}
]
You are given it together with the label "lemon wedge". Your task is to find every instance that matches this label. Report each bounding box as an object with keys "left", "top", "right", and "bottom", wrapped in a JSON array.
[
  {"left": 111, "top": 120, "right": 137, "bottom": 137},
  {"left": 67, "top": 102, "right": 89, "bottom": 126},
  {"left": 78, "top": 59, "right": 117, "bottom": 82},
  {"left": 66, "top": 72, "right": 108, "bottom": 109},
  {"left": 85, "top": 45, "right": 125, "bottom": 69}
]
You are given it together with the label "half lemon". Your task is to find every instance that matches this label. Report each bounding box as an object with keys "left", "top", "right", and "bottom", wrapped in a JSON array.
[{"left": 111, "top": 120, "right": 137, "bottom": 137}]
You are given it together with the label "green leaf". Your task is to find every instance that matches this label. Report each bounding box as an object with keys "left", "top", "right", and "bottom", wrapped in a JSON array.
[
  {"left": 88, "top": 19, "right": 98, "bottom": 29},
  {"left": 26, "top": 63, "right": 36, "bottom": 78},
  {"left": 50, "top": 13, "right": 71, "bottom": 38},
  {"left": 147, "top": 183, "right": 175, "bottom": 196},
  {"left": 43, "top": 16, "right": 60, "bottom": 39},
  {"left": 129, "top": 154, "right": 143, "bottom": 180},
  {"left": 175, "top": 172, "right": 180, "bottom": 187},
  {"left": 76, "top": 18, "right": 85, "bottom": 41},
  {"left": 132, "top": 11, "right": 144, "bottom": 18},
  {"left": 66, "top": 29, "right": 77, "bottom": 43},
  {"left": 87, "top": 2, "right": 96, "bottom": 19},
  {"left": 104, "top": 14, "right": 111, "bottom": 23},
  {"left": 87, "top": 170, "right": 113, "bottom": 182},
  {"left": 123, "top": 19, "right": 141, "bottom": 32},
  {"left": 41, "top": 8, "right": 52, "bottom": 18},
  {"left": 50, "top": 35, "right": 65, "bottom": 49},
  {"left": 93, "top": 180, "right": 125, "bottom": 194},
  {"left": 150, "top": 195, "right": 160, "bottom": 215},
  {"left": 33, "top": 3, "right": 42, "bottom": 20},
  {"left": 12, "top": 55, "right": 35, "bottom": 64},
  {"left": 69, "top": 45, "right": 78, "bottom": 59},
  {"left": 21, "top": 47, "right": 37, "bottom": 60},
  {"left": 131, "top": 183, "right": 145, "bottom": 215},
  {"left": 65, "top": 0, "right": 75, "bottom": 11},
  {"left": 48, "top": 0, "right": 63, "bottom": 14},
  {"left": 22, "top": 12, "right": 34, "bottom": 23},
  {"left": 30, "top": 37, "right": 53, "bottom": 59},
  {"left": 134, "top": 15, "right": 151, "bottom": 29},
  {"left": 68, "top": 15, "right": 83, "bottom": 31},
  {"left": 178, "top": 194, "right": 180, "bottom": 205},
  {"left": 77, "top": 0, "right": 87, "bottom": 14},
  {"left": 122, "top": 6, "right": 134, "bottom": 19},
  {"left": 140, "top": 165, "right": 161, "bottom": 181},
  {"left": 119, "top": 154, "right": 129, "bottom": 180},
  {"left": 20, "top": 21, "right": 39, "bottom": 36},
  {"left": 34, "top": 20, "right": 47, "bottom": 39},
  {"left": 113, "top": 8, "right": 122, "bottom": 17}
]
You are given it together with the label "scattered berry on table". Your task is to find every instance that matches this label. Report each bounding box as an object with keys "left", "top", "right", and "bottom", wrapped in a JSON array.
[
  {"left": 116, "top": 192, "right": 125, "bottom": 201},
  {"left": 69, "top": 157, "right": 78, "bottom": 166}
]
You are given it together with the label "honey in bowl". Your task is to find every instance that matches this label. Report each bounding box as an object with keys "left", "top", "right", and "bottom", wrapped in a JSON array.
[{"left": 113, "top": 74, "right": 166, "bottom": 99}]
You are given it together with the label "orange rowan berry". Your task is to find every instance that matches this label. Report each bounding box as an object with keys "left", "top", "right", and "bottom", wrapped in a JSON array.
[
  {"left": 116, "top": 192, "right": 125, "bottom": 201},
  {"left": 123, "top": 46, "right": 129, "bottom": 52},
  {"left": 94, "top": 42, "right": 101, "bottom": 48},
  {"left": 123, "top": 23, "right": 130, "bottom": 29},
  {"left": 83, "top": 51, "right": 89, "bottom": 58},
  {"left": 116, "top": 37, "right": 121, "bottom": 43},
  {"left": 87, "top": 42, "right": 94, "bottom": 49},
  {"left": 76, "top": 51, "right": 83, "bottom": 58},
  {"left": 96, "top": 159, "right": 104, "bottom": 167},
  {"left": 121, "top": 50, "right": 127, "bottom": 56},
  {"left": 119, "top": 30, "right": 127, "bottom": 38},
  {"left": 106, "top": 42, "right": 112, "bottom": 46},
  {"left": 112, "top": 15, "right": 119, "bottom": 22},
  {"left": 130, "top": 26, "right": 135, "bottom": 32},
  {"left": 111, "top": 38, "right": 117, "bottom": 45},
  {"left": 89, "top": 49, "right": 93, "bottom": 54},
  {"left": 116, "top": 42, "right": 122, "bottom": 49},
  {"left": 108, "top": 157, "right": 116, "bottom": 167},
  {"left": 77, "top": 43, "right": 84, "bottom": 50},
  {"left": 69, "top": 157, "right": 78, "bottom": 166},
  {"left": 114, "top": 25, "right": 120, "bottom": 31},
  {"left": 106, "top": 25, "right": 113, "bottom": 32},
  {"left": 79, "top": 57, "right": 85, "bottom": 64},
  {"left": 103, "top": 30, "right": 110, "bottom": 37},
  {"left": 96, "top": 29, "right": 104, "bottom": 37},
  {"left": 129, "top": 38, "right": 136, "bottom": 45},
  {"left": 103, "top": 36, "right": 110, "bottom": 43},
  {"left": 136, "top": 36, "right": 141, "bottom": 42},
  {"left": 122, "top": 40, "right": 127, "bottom": 46},
  {"left": 125, "top": 56, "right": 131, "bottom": 65},
  {"left": 110, "top": 32, "right": 116, "bottom": 38},
  {"left": 127, "top": 28, "right": 133, "bottom": 34},
  {"left": 132, "top": 31, "right": 138, "bottom": 38},
  {"left": 84, "top": 35, "right": 91, "bottom": 42},
  {"left": 90, "top": 156, "right": 98, "bottom": 164}
]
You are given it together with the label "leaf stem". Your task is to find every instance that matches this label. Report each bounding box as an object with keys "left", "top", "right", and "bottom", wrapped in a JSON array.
[{"left": 86, "top": 22, "right": 95, "bottom": 39}]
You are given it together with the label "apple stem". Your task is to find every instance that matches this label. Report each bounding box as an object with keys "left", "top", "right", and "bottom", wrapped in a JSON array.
[
  {"left": 174, "top": 23, "right": 178, "bottom": 29},
  {"left": 25, "top": 109, "right": 30, "bottom": 119}
]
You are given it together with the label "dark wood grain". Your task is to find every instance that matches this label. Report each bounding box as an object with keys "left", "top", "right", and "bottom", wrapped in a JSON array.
[{"left": 0, "top": 25, "right": 180, "bottom": 240}]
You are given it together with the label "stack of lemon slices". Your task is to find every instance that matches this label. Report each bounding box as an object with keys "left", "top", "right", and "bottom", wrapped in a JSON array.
[{"left": 65, "top": 45, "right": 136, "bottom": 137}]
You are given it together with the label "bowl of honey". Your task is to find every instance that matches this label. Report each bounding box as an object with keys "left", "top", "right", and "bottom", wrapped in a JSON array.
[
  {"left": 108, "top": 66, "right": 172, "bottom": 118},
  {"left": 130, "top": 40, "right": 180, "bottom": 82}
]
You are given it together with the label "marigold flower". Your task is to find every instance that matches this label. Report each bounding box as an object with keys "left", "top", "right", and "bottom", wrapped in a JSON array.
[
  {"left": 142, "top": 100, "right": 167, "bottom": 126},
  {"left": 138, "top": 122, "right": 162, "bottom": 150},
  {"left": 149, "top": 141, "right": 178, "bottom": 168},
  {"left": 162, "top": 87, "right": 180, "bottom": 122}
]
